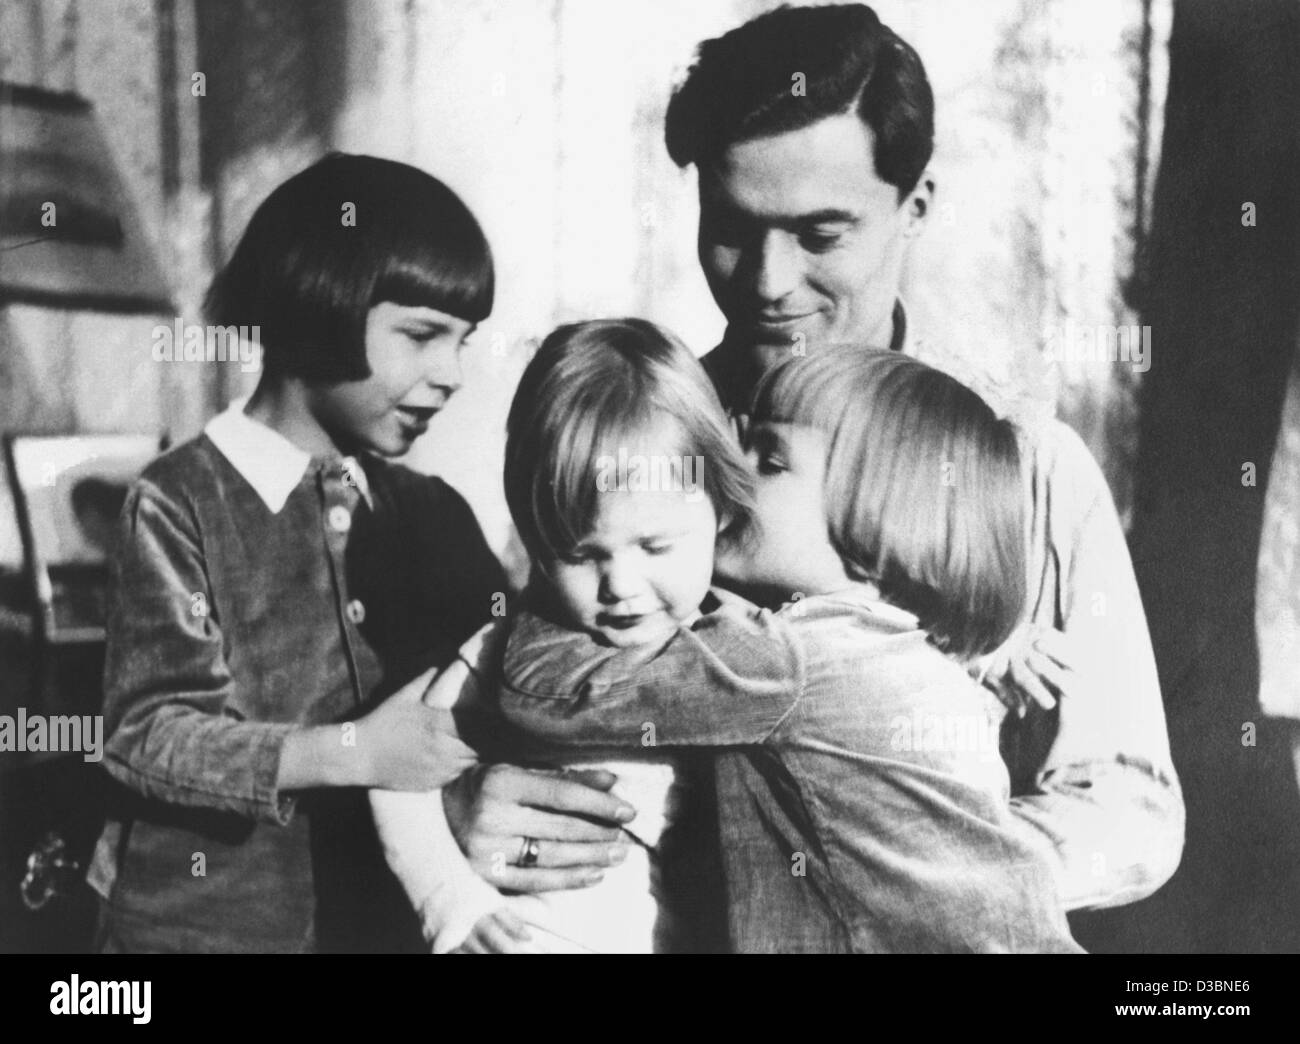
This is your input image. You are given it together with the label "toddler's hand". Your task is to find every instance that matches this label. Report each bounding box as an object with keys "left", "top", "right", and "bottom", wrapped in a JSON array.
[{"left": 452, "top": 909, "right": 536, "bottom": 954}]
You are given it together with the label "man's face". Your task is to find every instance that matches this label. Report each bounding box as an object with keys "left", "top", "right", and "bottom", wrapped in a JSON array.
[{"left": 698, "top": 111, "right": 928, "bottom": 370}]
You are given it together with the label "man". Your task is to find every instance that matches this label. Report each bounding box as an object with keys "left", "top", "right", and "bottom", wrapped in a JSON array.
[{"left": 446, "top": 2, "right": 1183, "bottom": 925}]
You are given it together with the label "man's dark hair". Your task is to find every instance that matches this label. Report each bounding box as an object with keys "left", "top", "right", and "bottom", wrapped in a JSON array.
[
  {"left": 205, "top": 153, "right": 493, "bottom": 383},
  {"left": 665, "top": 3, "right": 934, "bottom": 198}
]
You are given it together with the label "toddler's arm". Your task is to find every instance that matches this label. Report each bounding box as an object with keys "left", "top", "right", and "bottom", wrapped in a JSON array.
[
  {"left": 371, "top": 783, "right": 513, "bottom": 952},
  {"left": 370, "top": 623, "right": 524, "bottom": 952}
]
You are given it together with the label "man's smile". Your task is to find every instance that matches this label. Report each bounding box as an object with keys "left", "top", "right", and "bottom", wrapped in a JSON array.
[{"left": 754, "top": 310, "right": 817, "bottom": 328}]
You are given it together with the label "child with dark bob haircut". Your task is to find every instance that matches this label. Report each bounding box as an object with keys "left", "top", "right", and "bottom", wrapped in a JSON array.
[
  {"left": 206, "top": 152, "right": 493, "bottom": 382},
  {"left": 88, "top": 153, "right": 507, "bottom": 953}
]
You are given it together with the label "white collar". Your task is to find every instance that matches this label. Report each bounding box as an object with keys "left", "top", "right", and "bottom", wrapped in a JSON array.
[{"left": 204, "top": 399, "right": 372, "bottom": 513}]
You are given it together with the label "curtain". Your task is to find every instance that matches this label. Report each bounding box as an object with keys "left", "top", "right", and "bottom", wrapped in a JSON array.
[{"left": 1258, "top": 341, "right": 1300, "bottom": 721}]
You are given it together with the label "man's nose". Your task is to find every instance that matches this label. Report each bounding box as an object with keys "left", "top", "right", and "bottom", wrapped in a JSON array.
[{"left": 753, "top": 231, "right": 802, "bottom": 303}]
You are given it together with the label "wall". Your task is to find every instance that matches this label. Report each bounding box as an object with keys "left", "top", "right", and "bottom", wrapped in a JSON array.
[
  {"left": 0, "top": 0, "right": 211, "bottom": 571},
  {"left": 3, "top": 0, "right": 1163, "bottom": 569}
]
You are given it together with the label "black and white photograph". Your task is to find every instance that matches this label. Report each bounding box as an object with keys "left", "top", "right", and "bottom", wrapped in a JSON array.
[{"left": 0, "top": 0, "right": 1296, "bottom": 1003}]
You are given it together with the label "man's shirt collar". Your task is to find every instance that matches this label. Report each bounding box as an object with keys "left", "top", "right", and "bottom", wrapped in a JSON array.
[{"left": 204, "top": 398, "right": 373, "bottom": 513}]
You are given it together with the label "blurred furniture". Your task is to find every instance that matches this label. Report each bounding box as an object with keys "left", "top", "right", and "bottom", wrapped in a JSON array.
[
  {"left": 5, "top": 434, "right": 161, "bottom": 646},
  {"left": 0, "top": 431, "right": 161, "bottom": 953}
]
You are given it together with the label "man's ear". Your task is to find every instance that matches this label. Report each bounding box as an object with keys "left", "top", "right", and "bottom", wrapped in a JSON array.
[{"left": 903, "top": 170, "right": 935, "bottom": 237}]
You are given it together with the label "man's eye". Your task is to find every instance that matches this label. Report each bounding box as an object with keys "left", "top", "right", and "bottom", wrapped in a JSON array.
[
  {"left": 643, "top": 541, "right": 674, "bottom": 556},
  {"left": 756, "top": 452, "right": 789, "bottom": 476},
  {"left": 800, "top": 230, "right": 843, "bottom": 253}
]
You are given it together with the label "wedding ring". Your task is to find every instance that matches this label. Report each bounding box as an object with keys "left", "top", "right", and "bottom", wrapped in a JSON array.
[{"left": 518, "top": 836, "right": 541, "bottom": 868}]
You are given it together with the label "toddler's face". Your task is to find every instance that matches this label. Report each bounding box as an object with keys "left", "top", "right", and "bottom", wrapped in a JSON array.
[
  {"left": 546, "top": 488, "right": 719, "bottom": 648},
  {"left": 715, "top": 421, "right": 851, "bottom": 600},
  {"left": 308, "top": 301, "right": 474, "bottom": 457}
]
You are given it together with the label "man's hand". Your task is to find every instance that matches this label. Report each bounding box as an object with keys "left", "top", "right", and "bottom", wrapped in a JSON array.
[{"left": 443, "top": 764, "right": 634, "bottom": 893}]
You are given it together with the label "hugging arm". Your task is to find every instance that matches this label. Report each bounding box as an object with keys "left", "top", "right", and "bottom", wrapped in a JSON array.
[
  {"left": 438, "top": 601, "right": 802, "bottom": 903},
  {"left": 506, "top": 603, "right": 1083, "bottom": 952},
  {"left": 497, "top": 600, "right": 801, "bottom": 748}
]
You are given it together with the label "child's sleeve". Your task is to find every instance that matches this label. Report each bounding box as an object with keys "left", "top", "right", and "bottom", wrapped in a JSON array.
[
  {"left": 370, "top": 787, "right": 507, "bottom": 953},
  {"left": 99, "top": 481, "right": 297, "bottom": 824},
  {"left": 498, "top": 595, "right": 803, "bottom": 749}
]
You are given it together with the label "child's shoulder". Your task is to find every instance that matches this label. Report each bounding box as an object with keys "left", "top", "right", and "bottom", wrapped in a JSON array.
[
  {"left": 111, "top": 436, "right": 235, "bottom": 545},
  {"left": 791, "top": 590, "right": 988, "bottom": 715},
  {"left": 779, "top": 586, "right": 920, "bottom": 638},
  {"left": 132, "top": 433, "right": 227, "bottom": 501},
  {"left": 784, "top": 588, "right": 955, "bottom": 672}
]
